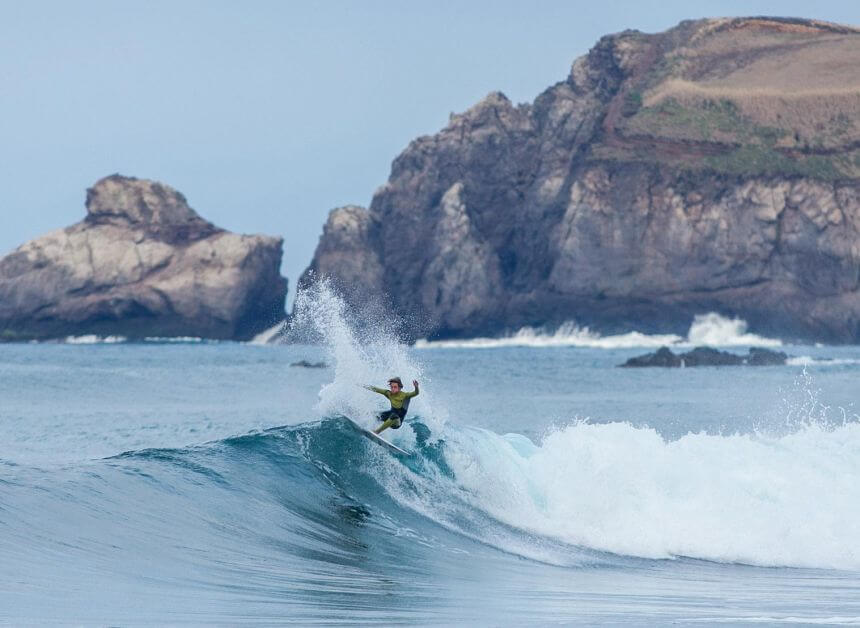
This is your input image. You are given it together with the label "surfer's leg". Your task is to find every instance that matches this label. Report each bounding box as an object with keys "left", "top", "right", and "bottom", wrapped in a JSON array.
[
  {"left": 376, "top": 410, "right": 396, "bottom": 422},
  {"left": 374, "top": 418, "right": 396, "bottom": 434}
]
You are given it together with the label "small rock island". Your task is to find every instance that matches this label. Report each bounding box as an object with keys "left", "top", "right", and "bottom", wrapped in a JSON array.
[
  {"left": 620, "top": 346, "right": 789, "bottom": 367},
  {"left": 0, "top": 175, "right": 288, "bottom": 341}
]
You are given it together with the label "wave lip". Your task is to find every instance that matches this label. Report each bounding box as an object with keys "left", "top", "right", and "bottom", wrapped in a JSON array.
[{"left": 416, "top": 312, "right": 782, "bottom": 350}]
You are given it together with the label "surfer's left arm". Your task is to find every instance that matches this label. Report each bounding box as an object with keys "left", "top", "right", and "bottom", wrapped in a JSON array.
[{"left": 406, "top": 380, "right": 420, "bottom": 397}]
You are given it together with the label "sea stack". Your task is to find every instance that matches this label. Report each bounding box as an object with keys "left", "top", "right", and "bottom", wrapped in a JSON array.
[
  {"left": 302, "top": 17, "right": 860, "bottom": 343},
  {"left": 0, "top": 175, "right": 288, "bottom": 341}
]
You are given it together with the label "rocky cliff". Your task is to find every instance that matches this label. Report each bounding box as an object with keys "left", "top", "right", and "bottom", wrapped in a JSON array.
[
  {"left": 0, "top": 175, "right": 287, "bottom": 341},
  {"left": 303, "top": 17, "right": 860, "bottom": 343}
]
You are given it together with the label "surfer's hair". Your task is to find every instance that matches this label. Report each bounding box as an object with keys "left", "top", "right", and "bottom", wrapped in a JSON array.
[{"left": 388, "top": 377, "right": 403, "bottom": 387}]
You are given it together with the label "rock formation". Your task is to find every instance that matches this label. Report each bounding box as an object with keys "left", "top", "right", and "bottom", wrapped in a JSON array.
[
  {"left": 303, "top": 17, "right": 860, "bottom": 343},
  {"left": 0, "top": 175, "right": 287, "bottom": 341},
  {"left": 620, "top": 346, "right": 789, "bottom": 367}
]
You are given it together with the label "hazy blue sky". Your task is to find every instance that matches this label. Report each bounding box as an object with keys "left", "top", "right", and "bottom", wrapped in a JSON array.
[{"left": 1, "top": 1, "right": 856, "bottom": 301}]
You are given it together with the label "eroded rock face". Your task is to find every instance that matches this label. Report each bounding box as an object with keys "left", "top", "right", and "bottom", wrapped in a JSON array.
[
  {"left": 305, "top": 17, "right": 860, "bottom": 343},
  {"left": 0, "top": 175, "right": 287, "bottom": 341}
]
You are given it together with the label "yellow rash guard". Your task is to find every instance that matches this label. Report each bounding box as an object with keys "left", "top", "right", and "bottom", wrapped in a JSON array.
[{"left": 367, "top": 386, "right": 419, "bottom": 413}]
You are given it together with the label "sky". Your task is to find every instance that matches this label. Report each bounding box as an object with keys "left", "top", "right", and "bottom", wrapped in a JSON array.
[{"left": 1, "top": 1, "right": 857, "bottom": 303}]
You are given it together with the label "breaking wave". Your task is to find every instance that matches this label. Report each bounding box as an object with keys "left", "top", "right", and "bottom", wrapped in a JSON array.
[
  {"left": 6, "top": 411, "right": 859, "bottom": 576},
  {"left": 416, "top": 312, "right": 782, "bottom": 349}
]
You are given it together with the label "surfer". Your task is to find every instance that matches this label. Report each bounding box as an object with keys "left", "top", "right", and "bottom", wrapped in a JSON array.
[{"left": 365, "top": 377, "right": 419, "bottom": 434}]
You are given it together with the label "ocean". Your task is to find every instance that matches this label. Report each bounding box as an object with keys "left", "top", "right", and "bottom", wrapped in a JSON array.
[{"left": 2, "top": 286, "right": 860, "bottom": 625}]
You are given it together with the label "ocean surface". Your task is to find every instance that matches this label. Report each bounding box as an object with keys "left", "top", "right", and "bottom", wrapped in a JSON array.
[{"left": 2, "top": 287, "right": 860, "bottom": 625}]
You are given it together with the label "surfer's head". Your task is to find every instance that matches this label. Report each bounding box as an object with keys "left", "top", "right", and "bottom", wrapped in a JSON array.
[{"left": 388, "top": 377, "right": 403, "bottom": 392}]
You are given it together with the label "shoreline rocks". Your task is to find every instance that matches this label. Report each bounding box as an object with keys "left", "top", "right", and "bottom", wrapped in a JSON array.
[{"left": 0, "top": 175, "right": 288, "bottom": 342}]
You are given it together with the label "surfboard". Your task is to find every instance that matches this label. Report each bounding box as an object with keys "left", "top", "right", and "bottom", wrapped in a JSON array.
[{"left": 343, "top": 416, "right": 411, "bottom": 456}]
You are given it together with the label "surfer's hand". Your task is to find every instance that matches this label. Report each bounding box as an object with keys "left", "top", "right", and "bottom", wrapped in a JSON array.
[{"left": 412, "top": 380, "right": 419, "bottom": 388}]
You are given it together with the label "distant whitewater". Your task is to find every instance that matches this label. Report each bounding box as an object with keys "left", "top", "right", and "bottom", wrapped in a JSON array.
[
  {"left": 416, "top": 313, "right": 783, "bottom": 349},
  {"left": 61, "top": 335, "right": 206, "bottom": 344}
]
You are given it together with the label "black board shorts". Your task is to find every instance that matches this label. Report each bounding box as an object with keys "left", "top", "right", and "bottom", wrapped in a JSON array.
[{"left": 377, "top": 408, "right": 406, "bottom": 429}]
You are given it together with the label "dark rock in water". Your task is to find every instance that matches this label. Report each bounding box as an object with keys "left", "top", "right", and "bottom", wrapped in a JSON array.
[
  {"left": 623, "top": 346, "right": 682, "bottom": 367},
  {"left": 0, "top": 175, "right": 288, "bottom": 341},
  {"left": 746, "top": 347, "right": 790, "bottom": 366},
  {"left": 620, "top": 346, "right": 789, "bottom": 367},
  {"left": 682, "top": 347, "right": 745, "bottom": 367},
  {"left": 302, "top": 17, "right": 860, "bottom": 344},
  {"left": 290, "top": 360, "right": 328, "bottom": 368}
]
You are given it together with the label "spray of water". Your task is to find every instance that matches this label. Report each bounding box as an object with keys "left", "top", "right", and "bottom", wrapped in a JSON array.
[{"left": 289, "top": 279, "right": 446, "bottom": 440}]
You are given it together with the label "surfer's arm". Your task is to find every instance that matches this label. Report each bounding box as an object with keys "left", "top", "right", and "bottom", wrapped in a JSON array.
[
  {"left": 405, "top": 380, "right": 420, "bottom": 397},
  {"left": 365, "top": 385, "right": 388, "bottom": 396}
]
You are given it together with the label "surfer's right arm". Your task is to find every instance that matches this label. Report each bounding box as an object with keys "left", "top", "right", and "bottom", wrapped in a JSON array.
[{"left": 365, "top": 385, "right": 388, "bottom": 395}]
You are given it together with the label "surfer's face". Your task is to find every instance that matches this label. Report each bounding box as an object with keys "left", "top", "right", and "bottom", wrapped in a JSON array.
[{"left": 389, "top": 383, "right": 400, "bottom": 393}]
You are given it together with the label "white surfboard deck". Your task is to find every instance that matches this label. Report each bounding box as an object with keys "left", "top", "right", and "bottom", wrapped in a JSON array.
[{"left": 343, "top": 416, "right": 411, "bottom": 456}]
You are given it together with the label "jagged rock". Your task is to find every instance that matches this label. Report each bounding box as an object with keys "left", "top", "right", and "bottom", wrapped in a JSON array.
[
  {"left": 620, "top": 346, "right": 788, "bottom": 367},
  {"left": 0, "top": 175, "right": 287, "bottom": 341},
  {"left": 303, "top": 17, "right": 860, "bottom": 343}
]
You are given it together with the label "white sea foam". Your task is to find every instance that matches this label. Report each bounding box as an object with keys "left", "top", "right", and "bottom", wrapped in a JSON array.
[
  {"left": 416, "top": 322, "right": 682, "bottom": 349},
  {"left": 142, "top": 336, "right": 204, "bottom": 343},
  {"left": 415, "top": 312, "right": 782, "bottom": 349},
  {"left": 436, "top": 418, "right": 860, "bottom": 570},
  {"left": 685, "top": 312, "right": 782, "bottom": 347},
  {"left": 58, "top": 335, "right": 206, "bottom": 344},
  {"left": 64, "top": 335, "right": 127, "bottom": 344}
]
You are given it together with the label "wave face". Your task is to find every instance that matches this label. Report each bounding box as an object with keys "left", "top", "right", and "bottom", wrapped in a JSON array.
[{"left": 416, "top": 312, "right": 782, "bottom": 349}]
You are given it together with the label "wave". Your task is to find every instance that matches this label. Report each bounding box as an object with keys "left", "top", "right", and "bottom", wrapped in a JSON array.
[
  {"left": 416, "top": 312, "right": 782, "bottom": 349},
  {"left": 7, "top": 414, "right": 859, "bottom": 576}
]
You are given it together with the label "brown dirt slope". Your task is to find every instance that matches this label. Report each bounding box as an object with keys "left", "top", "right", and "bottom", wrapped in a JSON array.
[{"left": 603, "top": 17, "right": 860, "bottom": 178}]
